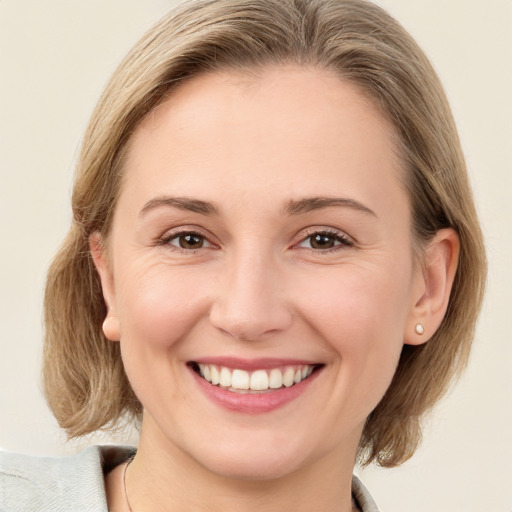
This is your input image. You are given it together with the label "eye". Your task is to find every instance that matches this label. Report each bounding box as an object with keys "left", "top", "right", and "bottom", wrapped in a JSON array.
[
  {"left": 297, "top": 230, "right": 353, "bottom": 250},
  {"left": 166, "top": 231, "right": 212, "bottom": 250}
]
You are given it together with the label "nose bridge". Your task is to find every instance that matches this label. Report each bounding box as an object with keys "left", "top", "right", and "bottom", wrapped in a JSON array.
[{"left": 209, "top": 244, "right": 291, "bottom": 341}]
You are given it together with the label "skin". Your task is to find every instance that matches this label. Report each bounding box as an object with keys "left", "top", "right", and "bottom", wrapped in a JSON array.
[{"left": 93, "top": 66, "right": 459, "bottom": 511}]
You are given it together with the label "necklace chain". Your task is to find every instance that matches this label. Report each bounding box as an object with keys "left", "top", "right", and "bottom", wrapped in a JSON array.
[
  {"left": 123, "top": 459, "right": 134, "bottom": 512},
  {"left": 121, "top": 457, "right": 360, "bottom": 512}
]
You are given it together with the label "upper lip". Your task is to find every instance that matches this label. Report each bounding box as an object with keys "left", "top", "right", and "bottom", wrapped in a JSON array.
[{"left": 189, "top": 357, "right": 322, "bottom": 371}]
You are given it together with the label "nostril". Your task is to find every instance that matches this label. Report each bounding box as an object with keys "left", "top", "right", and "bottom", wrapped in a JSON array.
[
  {"left": 209, "top": 288, "right": 293, "bottom": 342},
  {"left": 211, "top": 321, "right": 290, "bottom": 343}
]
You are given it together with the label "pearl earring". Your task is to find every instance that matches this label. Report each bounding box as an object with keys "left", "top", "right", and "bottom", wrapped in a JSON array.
[
  {"left": 102, "top": 316, "right": 116, "bottom": 330},
  {"left": 102, "top": 316, "right": 120, "bottom": 340},
  {"left": 415, "top": 323, "right": 425, "bottom": 335}
]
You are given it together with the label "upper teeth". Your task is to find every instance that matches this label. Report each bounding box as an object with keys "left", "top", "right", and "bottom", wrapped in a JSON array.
[{"left": 197, "top": 364, "right": 314, "bottom": 392}]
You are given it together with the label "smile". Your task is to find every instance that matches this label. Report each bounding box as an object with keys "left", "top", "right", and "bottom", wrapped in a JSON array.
[
  {"left": 188, "top": 358, "right": 323, "bottom": 414},
  {"left": 194, "top": 364, "right": 315, "bottom": 393}
]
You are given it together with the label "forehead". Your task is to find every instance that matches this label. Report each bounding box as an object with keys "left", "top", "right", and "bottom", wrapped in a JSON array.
[{"left": 120, "top": 65, "right": 407, "bottom": 219}]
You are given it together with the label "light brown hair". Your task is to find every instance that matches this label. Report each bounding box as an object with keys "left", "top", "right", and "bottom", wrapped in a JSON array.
[{"left": 43, "top": 0, "right": 486, "bottom": 467}]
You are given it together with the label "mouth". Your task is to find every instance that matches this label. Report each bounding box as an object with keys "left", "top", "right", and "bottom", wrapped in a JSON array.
[{"left": 188, "top": 361, "right": 322, "bottom": 394}]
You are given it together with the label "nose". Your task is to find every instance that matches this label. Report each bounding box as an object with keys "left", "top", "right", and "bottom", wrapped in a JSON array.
[{"left": 209, "top": 249, "right": 293, "bottom": 341}]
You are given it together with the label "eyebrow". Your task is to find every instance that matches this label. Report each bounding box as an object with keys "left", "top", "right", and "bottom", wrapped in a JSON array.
[
  {"left": 139, "top": 195, "right": 376, "bottom": 218},
  {"left": 139, "top": 196, "right": 220, "bottom": 217},
  {"left": 284, "top": 197, "right": 377, "bottom": 217}
]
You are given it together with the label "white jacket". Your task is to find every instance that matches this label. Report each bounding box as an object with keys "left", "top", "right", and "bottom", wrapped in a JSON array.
[{"left": 0, "top": 445, "right": 379, "bottom": 511}]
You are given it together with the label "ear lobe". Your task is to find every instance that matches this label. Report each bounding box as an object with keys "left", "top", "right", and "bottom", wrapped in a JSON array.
[
  {"left": 90, "top": 232, "right": 120, "bottom": 342},
  {"left": 405, "top": 228, "right": 460, "bottom": 345}
]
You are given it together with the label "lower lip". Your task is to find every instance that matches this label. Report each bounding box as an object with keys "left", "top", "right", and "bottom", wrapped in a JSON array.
[{"left": 189, "top": 366, "right": 322, "bottom": 414}]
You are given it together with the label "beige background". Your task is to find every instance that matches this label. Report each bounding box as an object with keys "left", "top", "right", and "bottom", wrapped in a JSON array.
[{"left": 0, "top": 1, "right": 510, "bottom": 510}]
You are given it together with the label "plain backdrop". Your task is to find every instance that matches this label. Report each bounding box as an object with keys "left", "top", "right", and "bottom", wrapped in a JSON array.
[{"left": 0, "top": 1, "right": 511, "bottom": 511}]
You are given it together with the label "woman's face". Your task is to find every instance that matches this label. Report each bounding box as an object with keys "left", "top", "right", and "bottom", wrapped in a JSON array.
[{"left": 96, "top": 66, "right": 426, "bottom": 480}]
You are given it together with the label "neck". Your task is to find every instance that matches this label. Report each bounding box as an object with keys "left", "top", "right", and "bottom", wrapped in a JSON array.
[{"left": 124, "top": 417, "right": 360, "bottom": 512}]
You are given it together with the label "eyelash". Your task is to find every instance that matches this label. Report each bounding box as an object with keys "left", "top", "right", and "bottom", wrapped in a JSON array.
[
  {"left": 157, "top": 229, "right": 213, "bottom": 253},
  {"left": 296, "top": 228, "right": 354, "bottom": 253},
  {"left": 157, "top": 228, "right": 354, "bottom": 253}
]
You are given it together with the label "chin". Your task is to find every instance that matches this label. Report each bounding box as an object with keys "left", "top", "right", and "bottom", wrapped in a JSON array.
[
  {"left": 181, "top": 422, "right": 338, "bottom": 483},
  {"left": 195, "top": 448, "right": 306, "bottom": 482}
]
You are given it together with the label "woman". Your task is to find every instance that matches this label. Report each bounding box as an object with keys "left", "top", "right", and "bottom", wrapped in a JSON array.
[{"left": 0, "top": 0, "right": 486, "bottom": 510}]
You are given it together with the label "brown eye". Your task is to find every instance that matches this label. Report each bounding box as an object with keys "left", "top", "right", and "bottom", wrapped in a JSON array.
[
  {"left": 166, "top": 232, "right": 211, "bottom": 250},
  {"left": 297, "top": 231, "right": 352, "bottom": 251},
  {"left": 178, "top": 233, "right": 205, "bottom": 249},
  {"left": 309, "top": 233, "right": 336, "bottom": 249}
]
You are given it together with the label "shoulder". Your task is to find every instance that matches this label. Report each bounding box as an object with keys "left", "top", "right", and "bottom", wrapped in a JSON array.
[
  {"left": 0, "top": 445, "right": 134, "bottom": 512},
  {"left": 352, "top": 475, "right": 380, "bottom": 512}
]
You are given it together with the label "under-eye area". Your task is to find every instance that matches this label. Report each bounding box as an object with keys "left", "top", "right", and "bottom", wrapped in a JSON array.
[{"left": 188, "top": 362, "right": 323, "bottom": 393}]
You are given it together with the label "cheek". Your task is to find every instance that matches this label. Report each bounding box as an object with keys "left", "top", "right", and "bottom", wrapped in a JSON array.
[
  {"left": 293, "top": 263, "right": 412, "bottom": 400},
  {"left": 297, "top": 262, "right": 411, "bottom": 337},
  {"left": 116, "top": 262, "right": 211, "bottom": 351},
  {"left": 113, "top": 262, "right": 214, "bottom": 413}
]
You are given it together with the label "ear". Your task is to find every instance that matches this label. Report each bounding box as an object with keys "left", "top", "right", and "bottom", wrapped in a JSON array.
[
  {"left": 405, "top": 228, "right": 460, "bottom": 345},
  {"left": 89, "top": 232, "right": 120, "bottom": 342}
]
